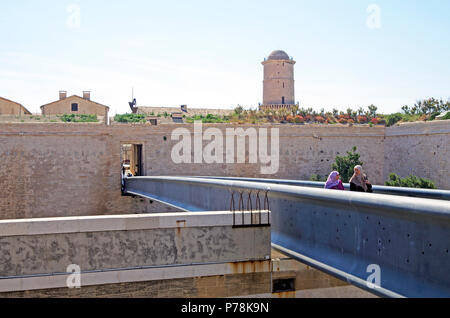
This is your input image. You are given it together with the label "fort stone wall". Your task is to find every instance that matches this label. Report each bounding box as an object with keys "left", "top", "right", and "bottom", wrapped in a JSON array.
[
  {"left": 384, "top": 120, "right": 450, "bottom": 189},
  {"left": 0, "top": 121, "right": 448, "bottom": 219}
]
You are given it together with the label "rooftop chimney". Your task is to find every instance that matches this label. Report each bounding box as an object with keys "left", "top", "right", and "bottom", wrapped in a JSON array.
[
  {"left": 59, "top": 91, "right": 67, "bottom": 100},
  {"left": 83, "top": 91, "right": 91, "bottom": 101}
]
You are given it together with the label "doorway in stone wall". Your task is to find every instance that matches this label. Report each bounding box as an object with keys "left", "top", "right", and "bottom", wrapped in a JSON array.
[{"left": 121, "top": 143, "right": 143, "bottom": 177}]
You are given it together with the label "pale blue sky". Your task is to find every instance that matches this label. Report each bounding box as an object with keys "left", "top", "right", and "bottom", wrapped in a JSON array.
[{"left": 1, "top": 0, "right": 449, "bottom": 115}]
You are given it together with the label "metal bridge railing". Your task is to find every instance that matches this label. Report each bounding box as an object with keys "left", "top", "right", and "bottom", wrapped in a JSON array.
[{"left": 191, "top": 176, "right": 450, "bottom": 201}]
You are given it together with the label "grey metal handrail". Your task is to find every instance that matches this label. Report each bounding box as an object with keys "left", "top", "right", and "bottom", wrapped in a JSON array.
[{"left": 191, "top": 176, "right": 450, "bottom": 201}]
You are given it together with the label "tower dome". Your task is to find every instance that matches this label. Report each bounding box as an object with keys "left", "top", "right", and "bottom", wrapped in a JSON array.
[{"left": 267, "top": 50, "right": 290, "bottom": 61}]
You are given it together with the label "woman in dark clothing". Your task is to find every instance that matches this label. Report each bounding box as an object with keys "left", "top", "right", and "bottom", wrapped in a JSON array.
[
  {"left": 349, "top": 165, "right": 372, "bottom": 192},
  {"left": 324, "top": 171, "right": 345, "bottom": 190}
]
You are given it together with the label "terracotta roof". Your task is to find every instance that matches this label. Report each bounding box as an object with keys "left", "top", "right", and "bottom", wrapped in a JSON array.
[{"left": 40, "top": 95, "right": 110, "bottom": 110}]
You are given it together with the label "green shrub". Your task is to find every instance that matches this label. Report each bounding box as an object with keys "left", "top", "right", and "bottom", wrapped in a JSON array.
[
  {"left": 60, "top": 114, "right": 98, "bottom": 122},
  {"left": 331, "top": 146, "right": 364, "bottom": 183},
  {"left": 399, "top": 113, "right": 422, "bottom": 123},
  {"left": 429, "top": 112, "right": 441, "bottom": 121},
  {"left": 385, "top": 113, "right": 403, "bottom": 127},
  {"left": 385, "top": 173, "right": 436, "bottom": 189},
  {"left": 185, "top": 114, "right": 227, "bottom": 123},
  {"left": 310, "top": 174, "right": 327, "bottom": 182},
  {"left": 114, "top": 113, "right": 145, "bottom": 123},
  {"left": 442, "top": 112, "right": 450, "bottom": 120}
]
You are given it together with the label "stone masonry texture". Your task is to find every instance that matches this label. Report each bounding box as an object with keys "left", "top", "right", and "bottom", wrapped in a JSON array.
[{"left": 0, "top": 273, "right": 271, "bottom": 298}]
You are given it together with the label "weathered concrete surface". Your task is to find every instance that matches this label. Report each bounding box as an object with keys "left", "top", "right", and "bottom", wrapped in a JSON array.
[
  {"left": 0, "top": 272, "right": 272, "bottom": 298},
  {"left": 0, "top": 212, "right": 271, "bottom": 278}
]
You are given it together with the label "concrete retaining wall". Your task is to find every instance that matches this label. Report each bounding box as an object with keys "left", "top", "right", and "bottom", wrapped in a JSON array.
[{"left": 0, "top": 211, "right": 271, "bottom": 293}]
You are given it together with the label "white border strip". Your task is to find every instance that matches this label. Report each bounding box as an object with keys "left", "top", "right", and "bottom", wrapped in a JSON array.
[{"left": 0, "top": 211, "right": 270, "bottom": 237}]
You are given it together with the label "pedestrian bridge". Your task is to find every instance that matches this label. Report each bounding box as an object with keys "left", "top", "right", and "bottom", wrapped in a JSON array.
[{"left": 123, "top": 176, "right": 450, "bottom": 298}]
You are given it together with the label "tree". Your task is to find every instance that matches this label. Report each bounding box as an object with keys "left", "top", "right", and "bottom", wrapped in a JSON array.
[
  {"left": 385, "top": 173, "right": 436, "bottom": 189},
  {"left": 368, "top": 105, "right": 378, "bottom": 118},
  {"left": 346, "top": 108, "right": 353, "bottom": 116},
  {"left": 401, "top": 105, "right": 410, "bottom": 115},
  {"left": 332, "top": 108, "right": 339, "bottom": 117},
  {"left": 331, "top": 146, "right": 364, "bottom": 183},
  {"left": 234, "top": 105, "right": 244, "bottom": 115}
]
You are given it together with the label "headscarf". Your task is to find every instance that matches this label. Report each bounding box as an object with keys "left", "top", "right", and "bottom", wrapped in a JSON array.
[
  {"left": 349, "top": 165, "right": 368, "bottom": 192},
  {"left": 325, "top": 171, "right": 341, "bottom": 189}
]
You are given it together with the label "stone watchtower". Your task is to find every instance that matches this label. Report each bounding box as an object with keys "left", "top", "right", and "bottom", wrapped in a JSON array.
[{"left": 260, "top": 50, "right": 296, "bottom": 111}]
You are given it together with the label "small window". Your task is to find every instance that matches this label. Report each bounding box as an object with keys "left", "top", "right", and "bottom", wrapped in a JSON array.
[
  {"left": 283, "top": 82, "right": 285, "bottom": 88},
  {"left": 71, "top": 103, "right": 78, "bottom": 112},
  {"left": 273, "top": 278, "right": 295, "bottom": 293}
]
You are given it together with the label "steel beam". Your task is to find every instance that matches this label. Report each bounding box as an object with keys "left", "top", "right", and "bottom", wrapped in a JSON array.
[{"left": 123, "top": 176, "right": 450, "bottom": 298}]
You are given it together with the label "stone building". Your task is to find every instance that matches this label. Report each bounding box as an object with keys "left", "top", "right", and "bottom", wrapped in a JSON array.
[
  {"left": 259, "top": 50, "right": 297, "bottom": 112},
  {"left": 0, "top": 97, "right": 32, "bottom": 115},
  {"left": 40, "top": 91, "right": 109, "bottom": 124}
]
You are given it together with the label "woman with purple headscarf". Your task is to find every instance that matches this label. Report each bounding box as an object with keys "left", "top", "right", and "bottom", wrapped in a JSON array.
[{"left": 324, "top": 171, "right": 345, "bottom": 190}]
